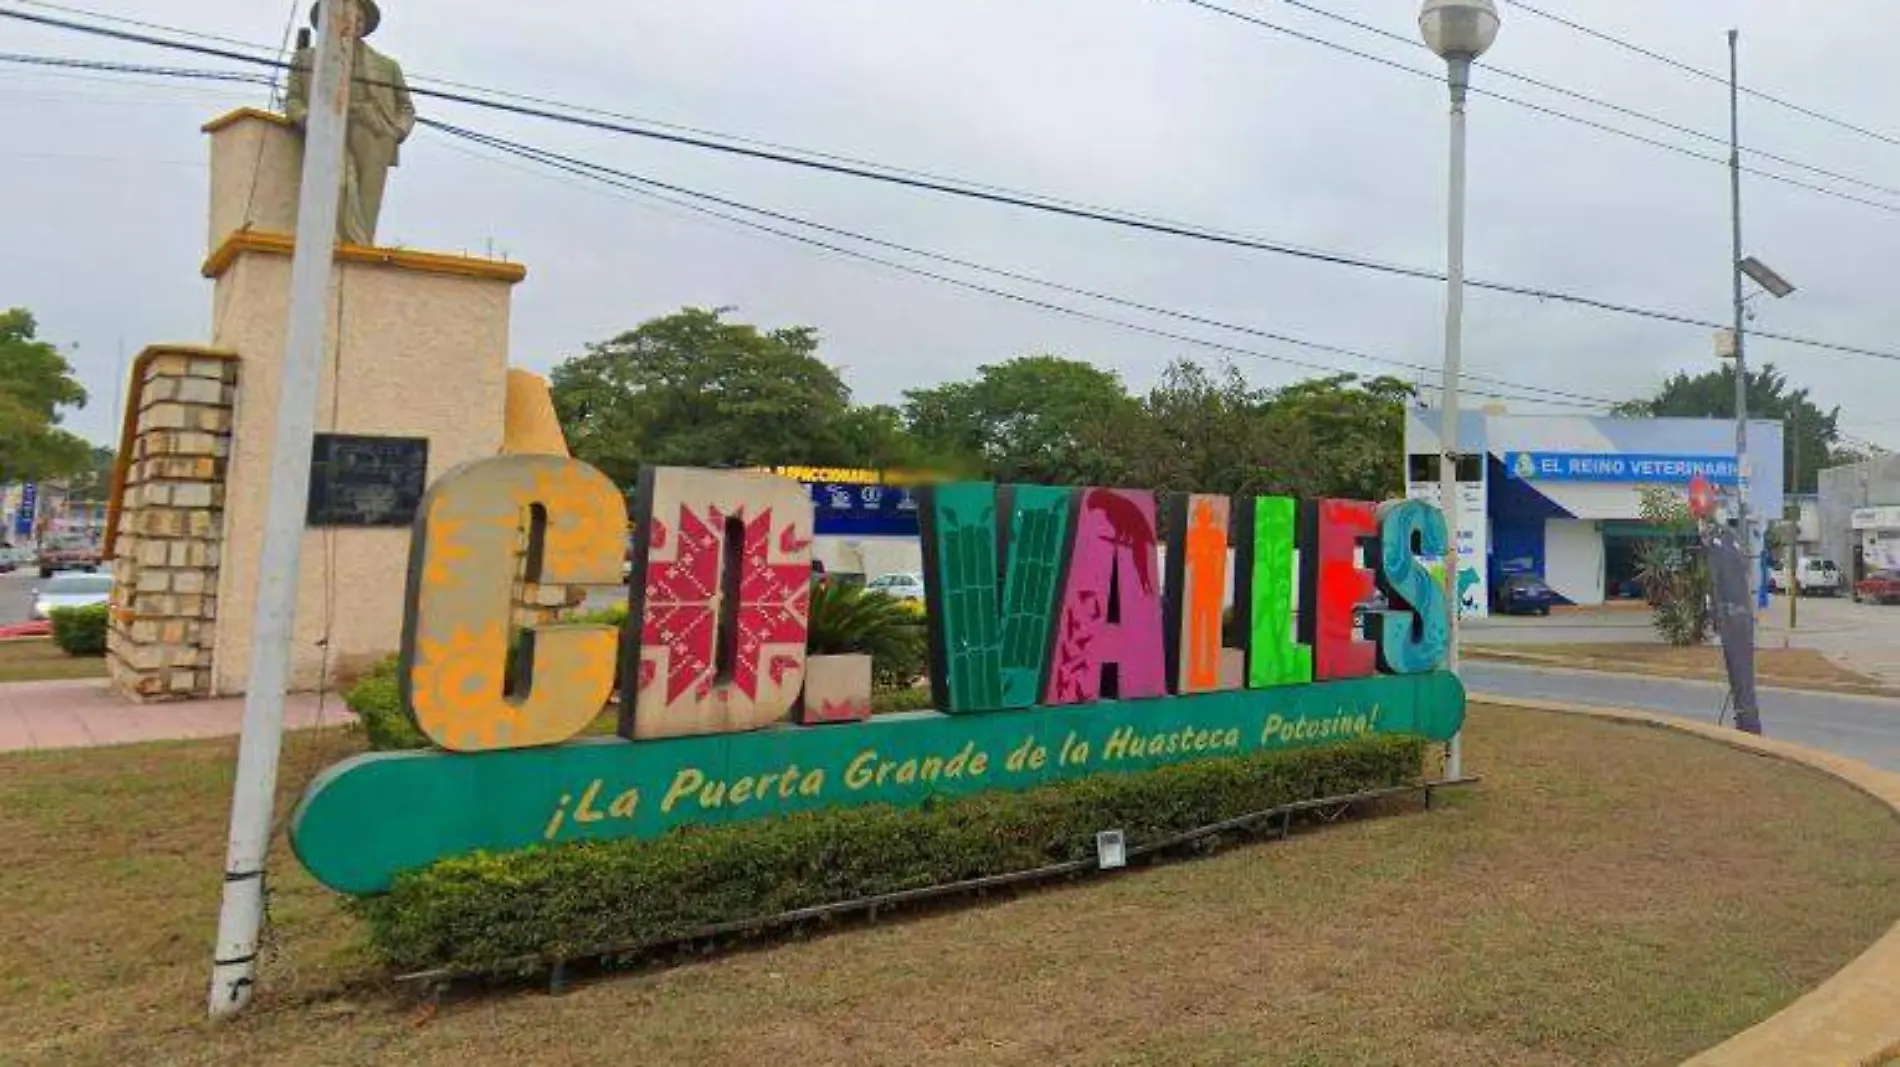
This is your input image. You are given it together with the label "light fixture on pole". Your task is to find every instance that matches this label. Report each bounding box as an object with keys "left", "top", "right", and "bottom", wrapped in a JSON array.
[
  {"left": 1739, "top": 256, "right": 1795, "bottom": 300},
  {"left": 1419, "top": 0, "right": 1499, "bottom": 781}
]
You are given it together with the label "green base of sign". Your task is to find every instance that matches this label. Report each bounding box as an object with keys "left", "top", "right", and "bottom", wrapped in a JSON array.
[{"left": 292, "top": 672, "right": 1465, "bottom": 895}]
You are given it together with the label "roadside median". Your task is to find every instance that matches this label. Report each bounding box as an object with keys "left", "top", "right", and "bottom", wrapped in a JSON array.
[
  {"left": 1475, "top": 695, "right": 1900, "bottom": 1067},
  {"left": 1468, "top": 642, "right": 1900, "bottom": 699}
]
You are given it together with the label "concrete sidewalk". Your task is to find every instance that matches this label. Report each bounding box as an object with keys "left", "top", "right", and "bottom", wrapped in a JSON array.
[{"left": 0, "top": 679, "right": 352, "bottom": 753}]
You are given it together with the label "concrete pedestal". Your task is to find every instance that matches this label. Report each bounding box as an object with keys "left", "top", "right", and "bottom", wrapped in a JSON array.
[{"left": 108, "top": 108, "right": 529, "bottom": 698}]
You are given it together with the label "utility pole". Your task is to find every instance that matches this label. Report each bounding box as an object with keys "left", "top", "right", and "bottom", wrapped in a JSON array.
[
  {"left": 110, "top": 336, "right": 127, "bottom": 451},
  {"left": 1789, "top": 411, "right": 1799, "bottom": 630},
  {"left": 1727, "top": 30, "right": 1752, "bottom": 599},
  {"left": 1725, "top": 28, "right": 1762, "bottom": 735},
  {"left": 207, "top": 0, "right": 359, "bottom": 1018}
]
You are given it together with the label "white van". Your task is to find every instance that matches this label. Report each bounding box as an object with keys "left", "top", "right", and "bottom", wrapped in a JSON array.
[{"left": 1796, "top": 558, "right": 1842, "bottom": 596}]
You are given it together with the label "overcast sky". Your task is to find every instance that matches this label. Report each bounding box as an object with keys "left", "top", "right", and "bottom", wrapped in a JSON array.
[{"left": 7, "top": 0, "right": 1900, "bottom": 454}]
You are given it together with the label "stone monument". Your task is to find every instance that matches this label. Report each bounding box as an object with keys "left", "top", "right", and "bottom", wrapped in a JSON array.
[{"left": 103, "top": 7, "right": 567, "bottom": 700}]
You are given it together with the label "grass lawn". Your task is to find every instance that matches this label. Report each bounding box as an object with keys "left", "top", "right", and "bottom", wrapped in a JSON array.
[
  {"left": 1468, "top": 642, "right": 1893, "bottom": 695},
  {"left": 0, "top": 637, "right": 105, "bottom": 682},
  {"left": 3, "top": 705, "right": 1898, "bottom": 1066}
]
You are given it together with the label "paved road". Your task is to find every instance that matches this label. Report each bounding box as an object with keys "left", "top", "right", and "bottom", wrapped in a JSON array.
[
  {"left": 0, "top": 572, "right": 37, "bottom": 625},
  {"left": 1465, "top": 661, "right": 1900, "bottom": 773},
  {"left": 1467, "top": 598, "right": 1900, "bottom": 685}
]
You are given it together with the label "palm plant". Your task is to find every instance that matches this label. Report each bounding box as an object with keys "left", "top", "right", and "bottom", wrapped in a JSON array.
[
  {"left": 1633, "top": 485, "right": 1713, "bottom": 646},
  {"left": 806, "top": 582, "right": 928, "bottom": 689}
]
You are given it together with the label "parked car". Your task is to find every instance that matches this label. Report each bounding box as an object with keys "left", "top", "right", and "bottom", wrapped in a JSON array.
[
  {"left": 1492, "top": 574, "right": 1556, "bottom": 616},
  {"left": 1796, "top": 558, "right": 1842, "bottom": 597},
  {"left": 35, "top": 538, "right": 100, "bottom": 578},
  {"left": 1854, "top": 570, "right": 1900, "bottom": 605},
  {"left": 865, "top": 571, "right": 926, "bottom": 604},
  {"left": 0, "top": 546, "right": 30, "bottom": 574},
  {"left": 31, "top": 571, "right": 114, "bottom": 619}
]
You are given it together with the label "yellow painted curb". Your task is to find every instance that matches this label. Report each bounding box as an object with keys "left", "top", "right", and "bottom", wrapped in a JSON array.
[{"left": 1472, "top": 693, "right": 1900, "bottom": 1067}]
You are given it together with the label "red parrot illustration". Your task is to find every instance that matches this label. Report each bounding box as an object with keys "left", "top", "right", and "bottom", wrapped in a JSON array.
[{"left": 1084, "top": 490, "right": 1157, "bottom": 594}]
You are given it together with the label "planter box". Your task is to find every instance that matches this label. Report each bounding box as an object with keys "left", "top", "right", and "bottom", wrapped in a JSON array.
[{"left": 802, "top": 653, "right": 872, "bottom": 724}]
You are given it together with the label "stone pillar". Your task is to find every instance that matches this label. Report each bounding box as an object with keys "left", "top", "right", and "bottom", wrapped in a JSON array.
[{"left": 106, "top": 348, "right": 238, "bottom": 700}]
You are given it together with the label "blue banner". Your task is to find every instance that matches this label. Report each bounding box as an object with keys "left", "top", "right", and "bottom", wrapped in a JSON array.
[
  {"left": 807, "top": 481, "right": 920, "bottom": 537},
  {"left": 1502, "top": 452, "right": 1738, "bottom": 485},
  {"left": 13, "top": 482, "right": 35, "bottom": 538}
]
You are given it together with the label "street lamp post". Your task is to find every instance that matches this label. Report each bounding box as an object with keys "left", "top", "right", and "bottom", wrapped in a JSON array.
[{"left": 1419, "top": 0, "right": 1500, "bottom": 781}]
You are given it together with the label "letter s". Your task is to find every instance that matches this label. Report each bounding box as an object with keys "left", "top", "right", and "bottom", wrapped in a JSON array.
[{"left": 1372, "top": 499, "right": 1449, "bottom": 674}]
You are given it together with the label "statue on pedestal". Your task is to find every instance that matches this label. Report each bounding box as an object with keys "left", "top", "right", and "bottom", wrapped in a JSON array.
[{"left": 286, "top": 0, "right": 414, "bottom": 246}]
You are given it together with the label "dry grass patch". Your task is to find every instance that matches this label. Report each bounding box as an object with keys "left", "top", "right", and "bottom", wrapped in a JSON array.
[
  {"left": 0, "top": 637, "right": 105, "bottom": 683},
  {"left": 1470, "top": 642, "right": 1892, "bottom": 695},
  {"left": 1, "top": 705, "right": 1898, "bottom": 1066}
]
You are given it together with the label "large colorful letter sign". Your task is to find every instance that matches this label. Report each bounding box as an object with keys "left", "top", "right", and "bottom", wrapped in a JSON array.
[
  {"left": 1045, "top": 489, "right": 1168, "bottom": 704},
  {"left": 1311, "top": 499, "right": 1379, "bottom": 681},
  {"left": 1164, "top": 494, "right": 1236, "bottom": 695},
  {"left": 918, "top": 483, "right": 1071, "bottom": 714},
  {"left": 623, "top": 467, "right": 813, "bottom": 740},
  {"left": 402, "top": 456, "right": 625, "bottom": 751},
  {"left": 1372, "top": 500, "right": 1450, "bottom": 674},
  {"left": 291, "top": 461, "right": 1468, "bottom": 897},
  {"left": 1236, "top": 496, "right": 1313, "bottom": 689}
]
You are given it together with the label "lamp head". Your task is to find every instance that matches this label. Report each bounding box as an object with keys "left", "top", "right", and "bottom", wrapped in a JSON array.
[{"left": 1419, "top": 0, "right": 1501, "bottom": 60}]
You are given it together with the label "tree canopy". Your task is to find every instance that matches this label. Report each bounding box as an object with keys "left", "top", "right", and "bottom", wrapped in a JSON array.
[
  {"left": 550, "top": 307, "right": 873, "bottom": 487},
  {"left": 902, "top": 355, "right": 1139, "bottom": 486},
  {"left": 550, "top": 308, "right": 1418, "bottom": 500},
  {"left": 1614, "top": 363, "right": 1841, "bottom": 493},
  {"left": 0, "top": 309, "right": 91, "bottom": 485}
]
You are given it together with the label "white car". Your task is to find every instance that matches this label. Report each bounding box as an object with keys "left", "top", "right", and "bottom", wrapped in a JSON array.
[
  {"left": 31, "top": 572, "right": 113, "bottom": 619},
  {"left": 865, "top": 571, "right": 927, "bottom": 604}
]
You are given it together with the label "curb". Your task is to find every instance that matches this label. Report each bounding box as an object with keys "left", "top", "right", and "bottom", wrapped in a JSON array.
[
  {"left": 1467, "top": 649, "right": 1900, "bottom": 701},
  {"left": 1472, "top": 693, "right": 1900, "bottom": 1067}
]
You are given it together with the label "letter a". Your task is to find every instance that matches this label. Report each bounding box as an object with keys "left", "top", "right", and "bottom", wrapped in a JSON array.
[{"left": 1044, "top": 488, "right": 1167, "bottom": 703}]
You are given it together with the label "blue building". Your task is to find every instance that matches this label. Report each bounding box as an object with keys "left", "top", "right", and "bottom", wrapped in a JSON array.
[{"left": 1405, "top": 409, "right": 1784, "bottom": 614}]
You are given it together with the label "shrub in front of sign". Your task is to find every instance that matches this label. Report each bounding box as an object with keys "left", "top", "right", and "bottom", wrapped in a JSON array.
[
  {"left": 351, "top": 733, "right": 1425, "bottom": 975},
  {"left": 345, "top": 656, "right": 428, "bottom": 751},
  {"left": 48, "top": 603, "right": 108, "bottom": 657}
]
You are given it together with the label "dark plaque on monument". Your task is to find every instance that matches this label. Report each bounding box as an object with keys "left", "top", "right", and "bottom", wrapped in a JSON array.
[{"left": 306, "top": 433, "right": 429, "bottom": 527}]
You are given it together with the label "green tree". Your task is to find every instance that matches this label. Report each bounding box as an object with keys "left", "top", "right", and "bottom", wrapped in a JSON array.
[
  {"left": 550, "top": 307, "right": 894, "bottom": 486},
  {"left": 62, "top": 446, "right": 116, "bottom": 506},
  {"left": 1115, "top": 360, "right": 1316, "bottom": 498},
  {"left": 1260, "top": 373, "right": 1414, "bottom": 501},
  {"left": 0, "top": 309, "right": 91, "bottom": 484},
  {"left": 1632, "top": 485, "right": 1712, "bottom": 646},
  {"left": 902, "top": 355, "right": 1138, "bottom": 485},
  {"left": 1614, "top": 363, "right": 1840, "bottom": 493}
]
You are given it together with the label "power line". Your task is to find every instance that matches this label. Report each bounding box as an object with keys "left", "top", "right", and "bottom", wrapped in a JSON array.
[
  {"left": 428, "top": 116, "right": 1619, "bottom": 406},
  {"left": 8, "top": 18, "right": 1900, "bottom": 368},
  {"left": 1256, "top": 0, "right": 1900, "bottom": 202},
  {"left": 1173, "top": 0, "right": 1900, "bottom": 215},
  {"left": 1512, "top": 0, "right": 1900, "bottom": 152},
  {"left": 419, "top": 117, "right": 1608, "bottom": 412}
]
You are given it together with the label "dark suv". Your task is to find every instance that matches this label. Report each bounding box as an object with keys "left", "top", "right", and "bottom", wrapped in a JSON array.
[{"left": 1493, "top": 574, "right": 1555, "bottom": 616}]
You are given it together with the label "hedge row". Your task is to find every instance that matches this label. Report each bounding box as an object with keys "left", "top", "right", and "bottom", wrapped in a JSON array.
[{"left": 351, "top": 733, "right": 1426, "bottom": 974}]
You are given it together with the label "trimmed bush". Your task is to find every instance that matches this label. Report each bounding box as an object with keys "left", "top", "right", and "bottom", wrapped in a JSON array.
[
  {"left": 352, "top": 734, "right": 1425, "bottom": 974},
  {"left": 48, "top": 603, "right": 108, "bottom": 657},
  {"left": 346, "top": 655, "right": 428, "bottom": 751},
  {"left": 871, "top": 686, "right": 934, "bottom": 714}
]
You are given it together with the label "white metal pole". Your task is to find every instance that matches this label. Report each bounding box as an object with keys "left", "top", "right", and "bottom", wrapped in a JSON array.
[
  {"left": 1725, "top": 28, "right": 1762, "bottom": 735},
  {"left": 1440, "top": 55, "right": 1471, "bottom": 780},
  {"left": 207, "top": 0, "right": 359, "bottom": 1018}
]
